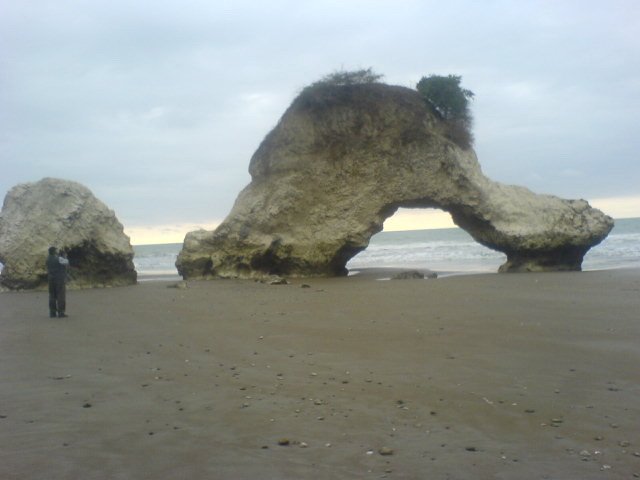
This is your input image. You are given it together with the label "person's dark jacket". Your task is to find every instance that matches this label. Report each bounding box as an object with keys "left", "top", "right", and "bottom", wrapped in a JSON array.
[{"left": 46, "top": 254, "right": 67, "bottom": 282}]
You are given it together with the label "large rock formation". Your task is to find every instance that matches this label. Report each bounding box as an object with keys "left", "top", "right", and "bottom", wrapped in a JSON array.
[
  {"left": 176, "top": 83, "right": 613, "bottom": 279},
  {"left": 0, "top": 178, "right": 137, "bottom": 289}
]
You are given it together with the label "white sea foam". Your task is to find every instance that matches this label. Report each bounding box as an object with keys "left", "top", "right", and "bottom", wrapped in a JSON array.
[{"left": 132, "top": 243, "right": 182, "bottom": 276}]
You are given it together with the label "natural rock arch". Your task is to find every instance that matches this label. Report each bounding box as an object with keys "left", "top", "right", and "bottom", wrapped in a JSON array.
[{"left": 176, "top": 83, "right": 613, "bottom": 279}]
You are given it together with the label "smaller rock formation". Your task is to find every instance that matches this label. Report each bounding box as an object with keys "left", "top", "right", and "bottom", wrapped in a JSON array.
[{"left": 0, "top": 178, "right": 136, "bottom": 290}]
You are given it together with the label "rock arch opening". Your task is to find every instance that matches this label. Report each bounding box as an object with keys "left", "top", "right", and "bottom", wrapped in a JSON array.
[{"left": 346, "top": 208, "right": 506, "bottom": 274}]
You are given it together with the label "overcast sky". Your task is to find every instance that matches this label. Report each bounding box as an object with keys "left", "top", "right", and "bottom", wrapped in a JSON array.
[{"left": 2, "top": 0, "right": 639, "bottom": 244}]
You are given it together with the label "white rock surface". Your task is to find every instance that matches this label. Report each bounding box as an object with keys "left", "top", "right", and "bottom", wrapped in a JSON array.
[
  {"left": 176, "top": 83, "right": 613, "bottom": 278},
  {"left": 0, "top": 178, "right": 136, "bottom": 289}
]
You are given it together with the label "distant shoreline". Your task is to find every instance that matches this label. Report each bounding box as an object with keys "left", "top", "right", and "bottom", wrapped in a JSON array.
[
  {"left": 134, "top": 264, "right": 640, "bottom": 283},
  {"left": 137, "top": 273, "right": 182, "bottom": 282},
  {"left": 128, "top": 216, "right": 640, "bottom": 248}
]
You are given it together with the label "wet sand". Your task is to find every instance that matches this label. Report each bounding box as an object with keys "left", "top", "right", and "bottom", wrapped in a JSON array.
[{"left": 1, "top": 269, "right": 639, "bottom": 479}]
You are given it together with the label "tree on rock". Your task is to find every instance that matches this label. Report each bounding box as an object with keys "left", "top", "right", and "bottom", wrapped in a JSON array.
[{"left": 416, "top": 74, "right": 475, "bottom": 148}]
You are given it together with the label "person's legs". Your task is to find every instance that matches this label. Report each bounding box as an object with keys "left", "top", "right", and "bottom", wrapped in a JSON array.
[
  {"left": 57, "top": 280, "right": 66, "bottom": 317},
  {"left": 48, "top": 279, "right": 58, "bottom": 317}
]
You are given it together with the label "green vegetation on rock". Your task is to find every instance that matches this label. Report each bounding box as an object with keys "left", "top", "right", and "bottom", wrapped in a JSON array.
[
  {"left": 299, "top": 69, "right": 475, "bottom": 148},
  {"left": 416, "top": 74, "right": 475, "bottom": 148},
  {"left": 306, "top": 68, "right": 384, "bottom": 89}
]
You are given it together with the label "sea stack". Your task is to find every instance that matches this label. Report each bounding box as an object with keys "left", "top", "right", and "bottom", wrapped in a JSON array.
[
  {"left": 0, "top": 177, "right": 137, "bottom": 289},
  {"left": 176, "top": 83, "right": 613, "bottom": 279}
]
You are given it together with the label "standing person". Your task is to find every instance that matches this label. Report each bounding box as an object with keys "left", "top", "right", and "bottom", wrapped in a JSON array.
[{"left": 46, "top": 246, "right": 69, "bottom": 318}]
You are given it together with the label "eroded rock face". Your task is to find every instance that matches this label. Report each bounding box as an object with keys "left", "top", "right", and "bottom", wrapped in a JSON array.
[
  {"left": 176, "top": 83, "right": 613, "bottom": 278},
  {"left": 0, "top": 178, "right": 136, "bottom": 289}
]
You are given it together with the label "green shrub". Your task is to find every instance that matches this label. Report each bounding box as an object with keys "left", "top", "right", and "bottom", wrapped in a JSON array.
[
  {"left": 416, "top": 74, "right": 474, "bottom": 148},
  {"left": 305, "top": 68, "right": 384, "bottom": 89},
  {"left": 295, "top": 68, "right": 385, "bottom": 112}
]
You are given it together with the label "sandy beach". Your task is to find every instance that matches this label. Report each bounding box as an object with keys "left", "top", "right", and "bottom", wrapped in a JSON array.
[{"left": 1, "top": 269, "right": 639, "bottom": 479}]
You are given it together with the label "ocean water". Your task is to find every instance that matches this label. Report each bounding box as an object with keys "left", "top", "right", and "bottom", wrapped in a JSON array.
[
  {"left": 132, "top": 217, "right": 640, "bottom": 277},
  {"left": 133, "top": 243, "right": 184, "bottom": 277}
]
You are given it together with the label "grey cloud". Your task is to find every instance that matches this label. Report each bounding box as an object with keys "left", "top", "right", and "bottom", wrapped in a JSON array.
[{"left": 1, "top": 0, "right": 639, "bottom": 236}]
